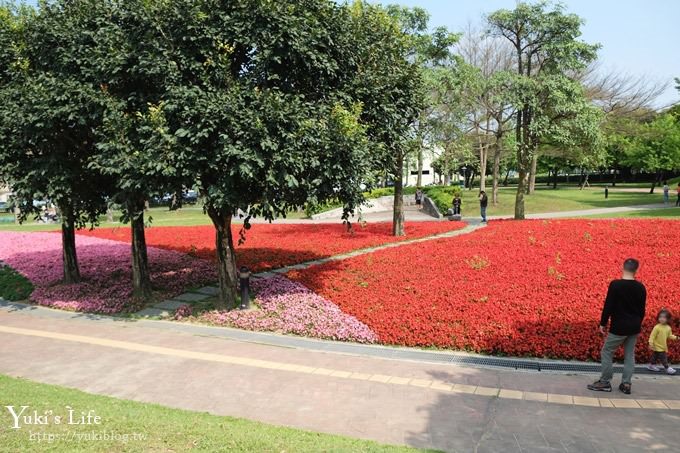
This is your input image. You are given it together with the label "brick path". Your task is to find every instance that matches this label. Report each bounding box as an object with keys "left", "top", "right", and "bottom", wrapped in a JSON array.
[{"left": 1, "top": 305, "right": 679, "bottom": 452}]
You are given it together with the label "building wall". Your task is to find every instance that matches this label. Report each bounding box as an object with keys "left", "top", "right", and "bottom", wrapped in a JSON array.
[{"left": 0, "top": 186, "right": 11, "bottom": 203}]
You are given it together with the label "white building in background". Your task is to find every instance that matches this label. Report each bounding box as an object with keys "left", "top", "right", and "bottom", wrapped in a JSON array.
[
  {"left": 0, "top": 186, "right": 11, "bottom": 203},
  {"left": 403, "top": 145, "right": 464, "bottom": 187},
  {"left": 404, "top": 153, "right": 437, "bottom": 187}
]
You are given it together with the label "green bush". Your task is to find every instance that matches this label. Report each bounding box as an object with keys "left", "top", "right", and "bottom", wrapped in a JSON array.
[
  {"left": 423, "top": 186, "right": 462, "bottom": 213},
  {"left": 0, "top": 265, "right": 33, "bottom": 301}
]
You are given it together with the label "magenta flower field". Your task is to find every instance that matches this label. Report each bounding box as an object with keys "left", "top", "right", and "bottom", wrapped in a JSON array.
[
  {"left": 0, "top": 231, "right": 216, "bottom": 313},
  {"left": 195, "top": 275, "right": 377, "bottom": 343}
]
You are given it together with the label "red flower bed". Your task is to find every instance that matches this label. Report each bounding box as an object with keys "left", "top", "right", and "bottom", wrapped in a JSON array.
[
  {"left": 290, "top": 219, "right": 680, "bottom": 362},
  {"left": 80, "top": 221, "right": 465, "bottom": 272}
]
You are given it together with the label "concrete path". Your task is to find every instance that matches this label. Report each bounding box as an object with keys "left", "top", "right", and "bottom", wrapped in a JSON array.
[
  {"left": 1, "top": 306, "right": 679, "bottom": 452},
  {"left": 489, "top": 203, "right": 673, "bottom": 221},
  {"left": 247, "top": 202, "right": 674, "bottom": 225}
]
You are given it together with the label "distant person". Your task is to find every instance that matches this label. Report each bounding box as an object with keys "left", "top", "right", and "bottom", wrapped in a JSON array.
[
  {"left": 588, "top": 258, "right": 646, "bottom": 395},
  {"left": 662, "top": 181, "right": 670, "bottom": 205},
  {"left": 479, "top": 191, "right": 488, "bottom": 223},
  {"left": 452, "top": 194, "right": 461, "bottom": 216},
  {"left": 415, "top": 188, "right": 424, "bottom": 209},
  {"left": 676, "top": 183, "right": 680, "bottom": 207},
  {"left": 647, "top": 308, "right": 677, "bottom": 374}
]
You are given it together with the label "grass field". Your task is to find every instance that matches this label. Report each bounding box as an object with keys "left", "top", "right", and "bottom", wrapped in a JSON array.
[
  {"left": 424, "top": 186, "right": 665, "bottom": 217},
  {"left": 0, "top": 185, "right": 673, "bottom": 232},
  {"left": 0, "top": 374, "right": 426, "bottom": 453},
  {"left": 587, "top": 207, "right": 680, "bottom": 219},
  {"left": 0, "top": 206, "right": 308, "bottom": 232},
  {"left": 0, "top": 265, "right": 33, "bottom": 300}
]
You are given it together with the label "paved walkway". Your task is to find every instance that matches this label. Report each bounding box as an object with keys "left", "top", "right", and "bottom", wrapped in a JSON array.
[
  {"left": 1, "top": 306, "right": 679, "bottom": 452},
  {"left": 490, "top": 203, "right": 672, "bottom": 220}
]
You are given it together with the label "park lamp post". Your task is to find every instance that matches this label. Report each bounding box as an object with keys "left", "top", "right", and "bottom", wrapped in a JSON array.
[
  {"left": 461, "top": 165, "right": 467, "bottom": 188},
  {"left": 239, "top": 266, "right": 251, "bottom": 310}
]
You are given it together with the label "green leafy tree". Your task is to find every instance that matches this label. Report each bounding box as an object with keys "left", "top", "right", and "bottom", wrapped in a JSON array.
[
  {"left": 130, "top": 0, "right": 376, "bottom": 308},
  {"left": 27, "top": 0, "right": 190, "bottom": 299},
  {"left": 624, "top": 113, "right": 680, "bottom": 192},
  {"left": 0, "top": 3, "right": 109, "bottom": 284},
  {"left": 487, "top": 1, "right": 601, "bottom": 218},
  {"left": 347, "top": 2, "right": 424, "bottom": 236}
]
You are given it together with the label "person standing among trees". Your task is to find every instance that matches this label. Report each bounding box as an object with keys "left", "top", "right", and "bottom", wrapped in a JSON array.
[
  {"left": 588, "top": 258, "right": 646, "bottom": 395},
  {"left": 478, "top": 191, "right": 488, "bottom": 223},
  {"left": 662, "top": 181, "right": 670, "bottom": 205},
  {"left": 415, "top": 188, "right": 424, "bottom": 210},
  {"left": 452, "top": 193, "right": 461, "bottom": 216},
  {"left": 676, "top": 183, "right": 680, "bottom": 207}
]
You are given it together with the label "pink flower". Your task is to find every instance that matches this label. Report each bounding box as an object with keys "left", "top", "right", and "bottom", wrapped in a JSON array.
[{"left": 0, "top": 231, "right": 217, "bottom": 314}]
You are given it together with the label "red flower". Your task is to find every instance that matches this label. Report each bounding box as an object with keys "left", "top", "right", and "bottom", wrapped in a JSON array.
[
  {"left": 290, "top": 219, "right": 680, "bottom": 362},
  {"left": 79, "top": 221, "right": 465, "bottom": 273}
]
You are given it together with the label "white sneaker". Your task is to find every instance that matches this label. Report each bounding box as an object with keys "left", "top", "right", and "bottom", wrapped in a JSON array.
[
  {"left": 647, "top": 364, "right": 661, "bottom": 372},
  {"left": 667, "top": 367, "right": 676, "bottom": 375}
]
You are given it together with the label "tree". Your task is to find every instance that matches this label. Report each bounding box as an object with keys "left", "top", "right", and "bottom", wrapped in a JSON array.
[
  {"left": 133, "top": 0, "right": 385, "bottom": 308},
  {"left": 454, "top": 25, "right": 516, "bottom": 204},
  {"left": 349, "top": 2, "right": 425, "bottom": 236},
  {"left": 0, "top": 3, "right": 109, "bottom": 284},
  {"left": 487, "top": 1, "right": 600, "bottom": 218},
  {"left": 29, "top": 0, "right": 186, "bottom": 299},
  {"left": 624, "top": 113, "right": 680, "bottom": 192},
  {"left": 386, "top": 5, "right": 458, "bottom": 189}
]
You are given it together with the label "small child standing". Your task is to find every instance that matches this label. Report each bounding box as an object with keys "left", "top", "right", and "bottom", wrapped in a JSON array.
[{"left": 648, "top": 309, "right": 678, "bottom": 374}]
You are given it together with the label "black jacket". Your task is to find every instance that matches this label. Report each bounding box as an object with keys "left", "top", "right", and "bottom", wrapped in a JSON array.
[{"left": 599, "top": 279, "right": 646, "bottom": 336}]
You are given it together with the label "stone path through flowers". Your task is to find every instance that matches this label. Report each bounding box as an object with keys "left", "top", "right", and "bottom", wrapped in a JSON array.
[{"left": 134, "top": 220, "right": 486, "bottom": 318}]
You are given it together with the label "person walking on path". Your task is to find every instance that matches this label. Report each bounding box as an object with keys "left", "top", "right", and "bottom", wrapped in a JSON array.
[
  {"left": 662, "top": 181, "right": 670, "bottom": 205},
  {"left": 647, "top": 308, "right": 677, "bottom": 374},
  {"left": 588, "top": 258, "right": 646, "bottom": 395},
  {"left": 415, "top": 188, "right": 424, "bottom": 210},
  {"left": 676, "top": 183, "right": 680, "bottom": 207},
  {"left": 479, "top": 191, "right": 488, "bottom": 223}
]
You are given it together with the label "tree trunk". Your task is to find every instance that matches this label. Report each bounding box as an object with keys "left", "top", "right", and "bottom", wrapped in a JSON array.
[
  {"left": 514, "top": 168, "right": 528, "bottom": 219},
  {"left": 59, "top": 203, "right": 80, "bottom": 284},
  {"left": 479, "top": 146, "right": 488, "bottom": 193},
  {"left": 467, "top": 169, "right": 476, "bottom": 191},
  {"left": 527, "top": 153, "right": 538, "bottom": 194},
  {"left": 392, "top": 153, "right": 405, "bottom": 237},
  {"left": 207, "top": 208, "right": 239, "bottom": 309},
  {"left": 649, "top": 171, "right": 663, "bottom": 194},
  {"left": 578, "top": 169, "right": 587, "bottom": 190},
  {"left": 491, "top": 144, "right": 501, "bottom": 205},
  {"left": 503, "top": 168, "right": 510, "bottom": 186},
  {"left": 128, "top": 199, "right": 152, "bottom": 300},
  {"left": 416, "top": 146, "right": 423, "bottom": 187},
  {"left": 552, "top": 167, "right": 558, "bottom": 189}
]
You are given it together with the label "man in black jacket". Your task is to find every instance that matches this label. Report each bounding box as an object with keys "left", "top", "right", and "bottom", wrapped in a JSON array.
[{"left": 588, "top": 258, "right": 646, "bottom": 395}]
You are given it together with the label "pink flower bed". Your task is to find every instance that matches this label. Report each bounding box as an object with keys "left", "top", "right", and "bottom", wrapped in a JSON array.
[
  {"left": 195, "top": 275, "right": 377, "bottom": 343},
  {"left": 0, "top": 231, "right": 216, "bottom": 314}
]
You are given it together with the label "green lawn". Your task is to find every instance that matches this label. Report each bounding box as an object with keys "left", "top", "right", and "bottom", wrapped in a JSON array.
[
  {"left": 424, "top": 186, "right": 664, "bottom": 217},
  {"left": 0, "top": 265, "right": 33, "bottom": 301},
  {"left": 0, "top": 374, "right": 428, "bottom": 453},
  {"left": 587, "top": 207, "right": 680, "bottom": 219},
  {"left": 0, "top": 206, "right": 307, "bottom": 232},
  {"left": 0, "top": 185, "right": 671, "bottom": 232}
]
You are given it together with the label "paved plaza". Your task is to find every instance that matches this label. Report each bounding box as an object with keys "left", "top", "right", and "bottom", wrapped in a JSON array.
[{"left": 1, "top": 302, "right": 679, "bottom": 452}]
